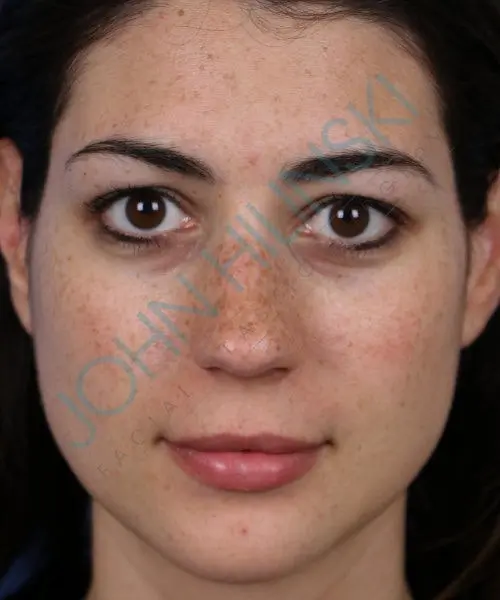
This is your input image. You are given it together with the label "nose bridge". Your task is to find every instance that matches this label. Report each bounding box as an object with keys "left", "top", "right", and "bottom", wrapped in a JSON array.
[{"left": 188, "top": 218, "right": 296, "bottom": 377}]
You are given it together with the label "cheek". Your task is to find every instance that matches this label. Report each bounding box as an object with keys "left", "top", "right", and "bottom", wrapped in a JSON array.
[
  {"left": 299, "top": 274, "right": 465, "bottom": 508},
  {"left": 31, "top": 277, "right": 130, "bottom": 450},
  {"left": 28, "top": 232, "right": 156, "bottom": 458},
  {"left": 308, "top": 264, "right": 465, "bottom": 456},
  {"left": 29, "top": 265, "right": 181, "bottom": 498}
]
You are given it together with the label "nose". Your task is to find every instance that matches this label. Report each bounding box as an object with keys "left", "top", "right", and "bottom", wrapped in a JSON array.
[
  {"left": 189, "top": 233, "right": 300, "bottom": 380},
  {"left": 196, "top": 315, "right": 291, "bottom": 379}
]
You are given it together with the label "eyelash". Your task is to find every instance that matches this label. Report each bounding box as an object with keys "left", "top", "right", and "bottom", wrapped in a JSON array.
[
  {"left": 301, "top": 195, "right": 408, "bottom": 254},
  {"left": 85, "top": 185, "right": 409, "bottom": 256}
]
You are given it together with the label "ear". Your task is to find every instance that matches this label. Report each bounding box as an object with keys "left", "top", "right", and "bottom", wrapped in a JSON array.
[
  {"left": 461, "top": 171, "right": 500, "bottom": 347},
  {"left": 0, "top": 138, "right": 32, "bottom": 334}
]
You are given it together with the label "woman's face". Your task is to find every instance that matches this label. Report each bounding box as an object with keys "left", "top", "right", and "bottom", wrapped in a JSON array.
[{"left": 3, "top": 0, "right": 496, "bottom": 588}]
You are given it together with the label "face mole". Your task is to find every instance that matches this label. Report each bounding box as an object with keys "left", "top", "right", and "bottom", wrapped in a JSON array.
[{"left": 247, "top": 153, "right": 259, "bottom": 167}]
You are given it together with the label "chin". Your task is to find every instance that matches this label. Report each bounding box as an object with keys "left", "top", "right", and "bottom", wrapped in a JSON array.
[
  {"left": 137, "top": 505, "right": 325, "bottom": 584},
  {"left": 165, "top": 540, "right": 313, "bottom": 584}
]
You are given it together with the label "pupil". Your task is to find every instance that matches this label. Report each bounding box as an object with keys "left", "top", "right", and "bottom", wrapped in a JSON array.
[
  {"left": 125, "top": 191, "right": 167, "bottom": 230},
  {"left": 329, "top": 200, "right": 369, "bottom": 238}
]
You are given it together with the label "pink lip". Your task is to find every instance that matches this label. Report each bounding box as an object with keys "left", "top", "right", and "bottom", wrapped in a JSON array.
[{"left": 166, "top": 434, "right": 324, "bottom": 492}]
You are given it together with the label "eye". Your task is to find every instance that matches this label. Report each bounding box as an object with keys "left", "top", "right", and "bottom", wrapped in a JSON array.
[
  {"left": 303, "top": 195, "right": 403, "bottom": 250},
  {"left": 99, "top": 187, "right": 190, "bottom": 238}
]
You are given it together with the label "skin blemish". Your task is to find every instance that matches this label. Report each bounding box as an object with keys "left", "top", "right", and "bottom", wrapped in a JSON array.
[{"left": 247, "top": 153, "right": 259, "bottom": 167}]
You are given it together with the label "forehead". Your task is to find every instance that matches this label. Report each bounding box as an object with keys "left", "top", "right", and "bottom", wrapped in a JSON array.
[{"left": 56, "top": 1, "right": 445, "bottom": 175}]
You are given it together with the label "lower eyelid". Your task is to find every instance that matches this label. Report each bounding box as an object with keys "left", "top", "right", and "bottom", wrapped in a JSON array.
[
  {"left": 99, "top": 223, "right": 160, "bottom": 246},
  {"left": 323, "top": 229, "right": 401, "bottom": 260}
]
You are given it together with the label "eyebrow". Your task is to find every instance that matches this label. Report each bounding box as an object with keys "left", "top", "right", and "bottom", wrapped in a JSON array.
[
  {"left": 66, "top": 137, "right": 436, "bottom": 187},
  {"left": 280, "top": 148, "right": 435, "bottom": 185},
  {"left": 66, "top": 138, "right": 216, "bottom": 183}
]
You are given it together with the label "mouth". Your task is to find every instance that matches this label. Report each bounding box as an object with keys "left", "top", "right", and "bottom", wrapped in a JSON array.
[{"left": 165, "top": 434, "right": 327, "bottom": 492}]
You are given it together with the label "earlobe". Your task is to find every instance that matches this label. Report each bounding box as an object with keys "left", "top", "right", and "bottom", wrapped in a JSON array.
[
  {"left": 0, "top": 138, "right": 33, "bottom": 334},
  {"left": 461, "top": 172, "right": 500, "bottom": 348}
]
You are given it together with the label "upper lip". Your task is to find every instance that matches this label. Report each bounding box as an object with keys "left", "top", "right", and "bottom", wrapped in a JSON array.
[{"left": 168, "top": 434, "right": 324, "bottom": 453}]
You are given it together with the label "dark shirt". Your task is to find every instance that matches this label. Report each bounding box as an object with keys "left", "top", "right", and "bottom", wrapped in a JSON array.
[{"left": 0, "top": 506, "right": 91, "bottom": 599}]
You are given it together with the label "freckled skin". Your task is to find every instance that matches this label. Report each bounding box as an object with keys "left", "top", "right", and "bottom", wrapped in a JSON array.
[{"left": 4, "top": 1, "right": 496, "bottom": 600}]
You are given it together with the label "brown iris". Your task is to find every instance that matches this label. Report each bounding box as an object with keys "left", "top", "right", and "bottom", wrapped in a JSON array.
[
  {"left": 124, "top": 190, "right": 167, "bottom": 231},
  {"left": 329, "top": 198, "right": 369, "bottom": 239}
]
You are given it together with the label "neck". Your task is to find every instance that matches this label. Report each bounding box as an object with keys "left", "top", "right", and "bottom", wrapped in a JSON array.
[{"left": 84, "top": 494, "right": 413, "bottom": 600}]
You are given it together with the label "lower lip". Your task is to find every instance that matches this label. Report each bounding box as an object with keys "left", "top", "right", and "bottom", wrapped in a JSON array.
[{"left": 167, "top": 443, "right": 321, "bottom": 492}]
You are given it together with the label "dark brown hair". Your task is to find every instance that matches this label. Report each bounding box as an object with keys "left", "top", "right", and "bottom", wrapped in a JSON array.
[{"left": 0, "top": 1, "right": 499, "bottom": 598}]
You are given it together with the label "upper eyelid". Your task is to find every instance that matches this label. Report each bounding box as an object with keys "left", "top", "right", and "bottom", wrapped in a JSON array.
[
  {"left": 299, "top": 194, "right": 408, "bottom": 224},
  {"left": 87, "top": 184, "right": 189, "bottom": 214}
]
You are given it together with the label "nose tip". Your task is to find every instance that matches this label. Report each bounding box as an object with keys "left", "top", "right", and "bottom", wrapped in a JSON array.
[{"left": 197, "top": 331, "right": 291, "bottom": 379}]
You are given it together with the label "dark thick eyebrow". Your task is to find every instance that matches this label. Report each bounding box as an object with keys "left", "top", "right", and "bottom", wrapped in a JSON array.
[
  {"left": 280, "top": 148, "right": 436, "bottom": 186},
  {"left": 66, "top": 137, "right": 435, "bottom": 188},
  {"left": 66, "top": 138, "right": 216, "bottom": 183}
]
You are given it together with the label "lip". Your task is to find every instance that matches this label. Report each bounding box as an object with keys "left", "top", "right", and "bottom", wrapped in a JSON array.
[
  {"left": 170, "top": 434, "right": 322, "bottom": 453},
  {"left": 166, "top": 434, "right": 324, "bottom": 492}
]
